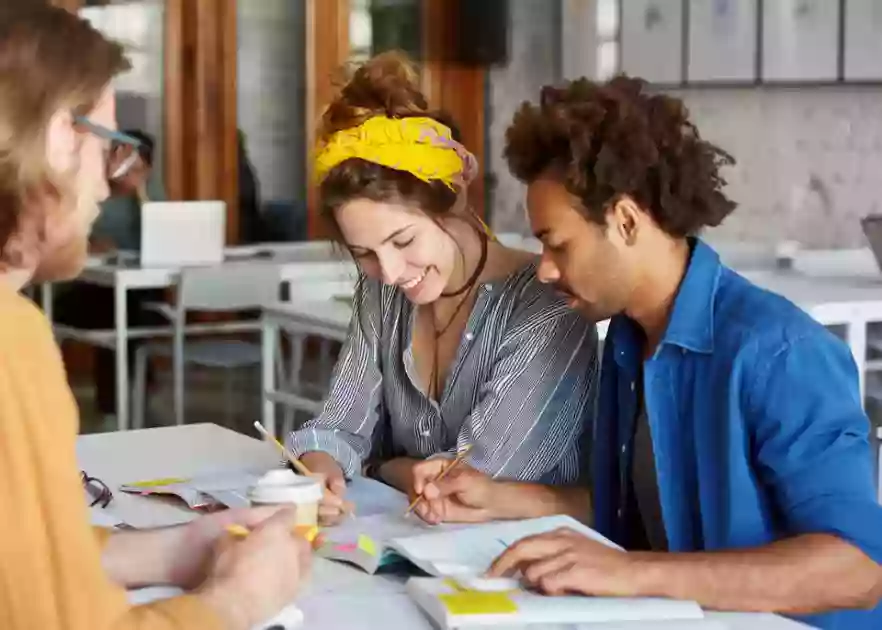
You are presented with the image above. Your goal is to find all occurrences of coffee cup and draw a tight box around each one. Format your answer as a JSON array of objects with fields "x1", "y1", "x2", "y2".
[{"x1": 247, "y1": 469, "x2": 322, "y2": 527}]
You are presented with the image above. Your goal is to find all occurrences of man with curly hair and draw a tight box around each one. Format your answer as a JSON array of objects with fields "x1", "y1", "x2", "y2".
[{"x1": 411, "y1": 76, "x2": 882, "y2": 629}]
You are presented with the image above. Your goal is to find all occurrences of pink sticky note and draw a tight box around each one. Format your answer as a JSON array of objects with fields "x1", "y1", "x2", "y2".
[{"x1": 335, "y1": 543, "x2": 357, "y2": 553}]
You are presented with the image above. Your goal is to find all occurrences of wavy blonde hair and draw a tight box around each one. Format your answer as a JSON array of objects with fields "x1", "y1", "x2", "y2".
[{"x1": 0, "y1": 6, "x2": 129, "y2": 271}]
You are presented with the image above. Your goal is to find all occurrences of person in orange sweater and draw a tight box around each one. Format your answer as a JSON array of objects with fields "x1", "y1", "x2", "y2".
[{"x1": 0, "y1": 6, "x2": 311, "y2": 630}]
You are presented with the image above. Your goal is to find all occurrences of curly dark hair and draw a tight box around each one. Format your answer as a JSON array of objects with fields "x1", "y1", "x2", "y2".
[{"x1": 504, "y1": 75, "x2": 736, "y2": 237}]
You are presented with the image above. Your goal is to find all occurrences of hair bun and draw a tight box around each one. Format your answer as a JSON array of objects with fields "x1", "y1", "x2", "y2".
[{"x1": 321, "y1": 51, "x2": 428, "y2": 140}]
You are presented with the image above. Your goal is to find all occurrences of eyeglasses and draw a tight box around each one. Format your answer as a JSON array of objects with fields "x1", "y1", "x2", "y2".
[
  {"x1": 73, "y1": 115, "x2": 143, "y2": 181},
  {"x1": 82, "y1": 471, "x2": 113, "y2": 508}
]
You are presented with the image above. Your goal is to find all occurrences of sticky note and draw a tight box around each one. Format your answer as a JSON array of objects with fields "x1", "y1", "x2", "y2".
[
  {"x1": 294, "y1": 525, "x2": 319, "y2": 543},
  {"x1": 357, "y1": 534, "x2": 377, "y2": 556},
  {"x1": 126, "y1": 477, "x2": 189, "y2": 488},
  {"x1": 439, "y1": 592, "x2": 518, "y2": 616}
]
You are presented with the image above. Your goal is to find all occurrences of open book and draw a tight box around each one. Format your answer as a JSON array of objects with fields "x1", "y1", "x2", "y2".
[
  {"x1": 119, "y1": 469, "x2": 265, "y2": 510},
  {"x1": 317, "y1": 513, "x2": 620, "y2": 576}
]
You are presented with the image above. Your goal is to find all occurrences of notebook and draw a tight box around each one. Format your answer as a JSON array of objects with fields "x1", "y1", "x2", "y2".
[
  {"x1": 318, "y1": 513, "x2": 620, "y2": 576},
  {"x1": 405, "y1": 577, "x2": 707, "y2": 629},
  {"x1": 120, "y1": 469, "x2": 265, "y2": 511}
]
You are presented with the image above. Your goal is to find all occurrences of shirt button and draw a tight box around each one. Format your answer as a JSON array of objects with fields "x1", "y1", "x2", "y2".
[
  {"x1": 483, "y1": 284, "x2": 493, "y2": 292},
  {"x1": 617, "y1": 508, "x2": 622, "y2": 519},
  {"x1": 621, "y1": 444, "x2": 627, "y2": 454},
  {"x1": 681, "y1": 348, "x2": 687, "y2": 355},
  {"x1": 464, "y1": 332, "x2": 474, "y2": 341},
  {"x1": 630, "y1": 381, "x2": 635, "y2": 392},
  {"x1": 421, "y1": 430, "x2": 431, "y2": 437}
]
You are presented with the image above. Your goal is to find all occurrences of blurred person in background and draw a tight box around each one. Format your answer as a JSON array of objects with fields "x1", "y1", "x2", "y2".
[
  {"x1": 91, "y1": 127, "x2": 165, "y2": 252},
  {"x1": 237, "y1": 129, "x2": 263, "y2": 244}
]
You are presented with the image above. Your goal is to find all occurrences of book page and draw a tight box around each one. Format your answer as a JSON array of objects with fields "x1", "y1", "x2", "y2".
[
  {"x1": 323, "y1": 513, "x2": 459, "y2": 548},
  {"x1": 391, "y1": 515, "x2": 620, "y2": 577}
]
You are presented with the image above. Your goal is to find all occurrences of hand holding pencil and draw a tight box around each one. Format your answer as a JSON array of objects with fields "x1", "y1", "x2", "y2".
[
  {"x1": 409, "y1": 446, "x2": 498, "y2": 525},
  {"x1": 252, "y1": 422, "x2": 354, "y2": 525}
]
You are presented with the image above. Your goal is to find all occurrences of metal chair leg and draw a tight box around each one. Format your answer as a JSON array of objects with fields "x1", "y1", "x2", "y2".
[{"x1": 132, "y1": 348, "x2": 149, "y2": 430}]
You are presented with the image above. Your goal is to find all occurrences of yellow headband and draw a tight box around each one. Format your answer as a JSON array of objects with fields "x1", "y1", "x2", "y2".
[{"x1": 314, "y1": 116, "x2": 477, "y2": 190}]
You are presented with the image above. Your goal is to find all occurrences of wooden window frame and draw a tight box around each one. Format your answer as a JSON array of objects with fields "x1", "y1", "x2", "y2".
[{"x1": 58, "y1": 0, "x2": 489, "y2": 243}]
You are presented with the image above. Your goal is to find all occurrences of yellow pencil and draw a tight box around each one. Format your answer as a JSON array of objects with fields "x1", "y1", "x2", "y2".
[
  {"x1": 253, "y1": 421, "x2": 312, "y2": 476},
  {"x1": 405, "y1": 445, "x2": 473, "y2": 516},
  {"x1": 252, "y1": 421, "x2": 354, "y2": 517},
  {"x1": 226, "y1": 523, "x2": 321, "y2": 544}
]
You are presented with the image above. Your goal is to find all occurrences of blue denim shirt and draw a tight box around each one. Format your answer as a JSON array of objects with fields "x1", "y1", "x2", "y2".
[{"x1": 592, "y1": 239, "x2": 882, "y2": 630}]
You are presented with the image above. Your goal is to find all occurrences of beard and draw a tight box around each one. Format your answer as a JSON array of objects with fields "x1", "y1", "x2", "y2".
[
  {"x1": 31, "y1": 183, "x2": 99, "y2": 283},
  {"x1": 30, "y1": 229, "x2": 89, "y2": 283}
]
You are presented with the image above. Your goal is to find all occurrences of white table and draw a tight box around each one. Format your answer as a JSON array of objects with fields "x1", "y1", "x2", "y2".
[
  {"x1": 78, "y1": 423, "x2": 812, "y2": 629},
  {"x1": 48, "y1": 244, "x2": 355, "y2": 432}
]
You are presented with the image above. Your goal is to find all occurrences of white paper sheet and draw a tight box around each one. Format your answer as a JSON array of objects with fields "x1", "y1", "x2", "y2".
[
  {"x1": 89, "y1": 506, "x2": 126, "y2": 529},
  {"x1": 391, "y1": 515, "x2": 621, "y2": 577}
]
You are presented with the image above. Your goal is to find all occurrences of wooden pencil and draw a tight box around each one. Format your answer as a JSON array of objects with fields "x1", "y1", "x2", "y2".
[{"x1": 405, "y1": 445, "x2": 473, "y2": 516}]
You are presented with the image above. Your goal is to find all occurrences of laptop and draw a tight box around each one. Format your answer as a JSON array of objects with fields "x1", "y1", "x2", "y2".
[{"x1": 139, "y1": 201, "x2": 226, "y2": 267}]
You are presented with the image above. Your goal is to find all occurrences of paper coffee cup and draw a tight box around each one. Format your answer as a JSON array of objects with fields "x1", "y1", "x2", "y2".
[{"x1": 247, "y1": 469, "x2": 322, "y2": 527}]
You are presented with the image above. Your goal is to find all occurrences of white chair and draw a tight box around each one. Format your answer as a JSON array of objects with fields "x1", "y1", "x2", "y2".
[{"x1": 132, "y1": 264, "x2": 284, "y2": 429}]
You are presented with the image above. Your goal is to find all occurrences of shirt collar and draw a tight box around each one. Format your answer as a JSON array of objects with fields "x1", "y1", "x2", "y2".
[
  {"x1": 658, "y1": 237, "x2": 721, "y2": 354},
  {"x1": 611, "y1": 237, "x2": 721, "y2": 365}
]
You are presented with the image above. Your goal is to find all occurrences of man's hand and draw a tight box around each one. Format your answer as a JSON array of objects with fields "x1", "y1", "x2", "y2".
[
  {"x1": 199, "y1": 507, "x2": 312, "y2": 630},
  {"x1": 300, "y1": 451, "x2": 352, "y2": 526},
  {"x1": 411, "y1": 459, "x2": 498, "y2": 524},
  {"x1": 488, "y1": 528, "x2": 637, "y2": 597},
  {"x1": 102, "y1": 505, "x2": 299, "y2": 590}
]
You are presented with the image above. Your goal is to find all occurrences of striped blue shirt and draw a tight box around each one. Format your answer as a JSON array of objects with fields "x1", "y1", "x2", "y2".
[{"x1": 289, "y1": 262, "x2": 598, "y2": 484}]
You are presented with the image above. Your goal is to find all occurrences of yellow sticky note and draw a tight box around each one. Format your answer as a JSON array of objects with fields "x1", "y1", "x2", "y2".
[
  {"x1": 126, "y1": 477, "x2": 189, "y2": 488},
  {"x1": 440, "y1": 592, "x2": 518, "y2": 616},
  {"x1": 357, "y1": 534, "x2": 377, "y2": 556},
  {"x1": 295, "y1": 525, "x2": 319, "y2": 543}
]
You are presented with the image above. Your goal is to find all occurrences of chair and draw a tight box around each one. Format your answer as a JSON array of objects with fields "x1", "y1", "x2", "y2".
[{"x1": 132, "y1": 264, "x2": 283, "y2": 429}]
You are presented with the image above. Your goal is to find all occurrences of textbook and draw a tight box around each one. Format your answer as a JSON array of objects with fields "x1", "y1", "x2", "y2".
[
  {"x1": 405, "y1": 576, "x2": 708, "y2": 629},
  {"x1": 318, "y1": 513, "x2": 620, "y2": 576}
]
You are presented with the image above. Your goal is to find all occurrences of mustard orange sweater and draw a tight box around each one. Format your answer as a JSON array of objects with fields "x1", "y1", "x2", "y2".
[{"x1": 0, "y1": 285, "x2": 223, "y2": 630}]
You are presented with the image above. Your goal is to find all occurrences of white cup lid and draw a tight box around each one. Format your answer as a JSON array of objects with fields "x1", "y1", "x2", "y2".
[{"x1": 248, "y1": 469, "x2": 323, "y2": 504}]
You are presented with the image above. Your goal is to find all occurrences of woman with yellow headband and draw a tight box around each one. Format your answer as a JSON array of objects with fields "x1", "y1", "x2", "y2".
[{"x1": 289, "y1": 52, "x2": 599, "y2": 525}]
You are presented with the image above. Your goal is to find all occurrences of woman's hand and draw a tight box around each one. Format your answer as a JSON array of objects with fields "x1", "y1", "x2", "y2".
[{"x1": 300, "y1": 451, "x2": 352, "y2": 526}]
